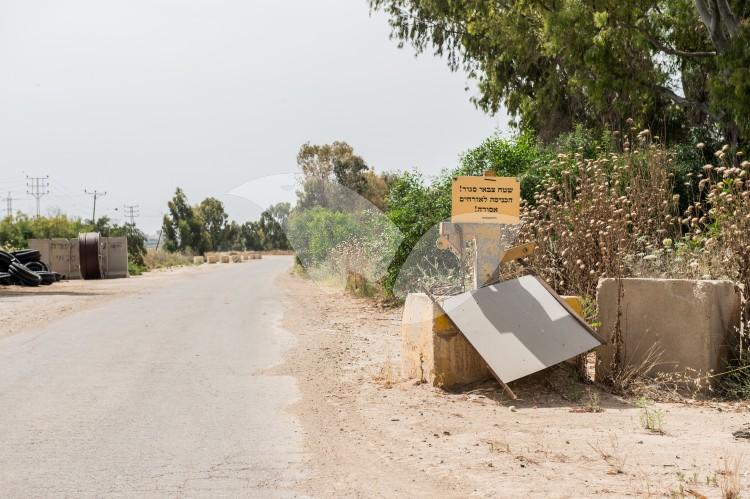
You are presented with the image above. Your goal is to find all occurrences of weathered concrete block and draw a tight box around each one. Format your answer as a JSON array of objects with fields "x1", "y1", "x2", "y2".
[
  {"x1": 401, "y1": 293, "x2": 491, "y2": 388},
  {"x1": 596, "y1": 278, "x2": 742, "y2": 381}
]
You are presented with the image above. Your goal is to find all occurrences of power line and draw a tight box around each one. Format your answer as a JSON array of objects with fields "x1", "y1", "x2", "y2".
[
  {"x1": 26, "y1": 175, "x2": 50, "y2": 218},
  {"x1": 1, "y1": 191, "x2": 22, "y2": 221},
  {"x1": 123, "y1": 204, "x2": 140, "y2": 225},
  {"x1": 84, "y1": 189, "x2": 107, "y2": 223}
]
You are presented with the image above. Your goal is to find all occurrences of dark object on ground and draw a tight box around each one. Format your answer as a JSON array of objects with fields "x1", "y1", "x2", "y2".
[
  {"x1": 0, "y1": 250, "x2": 18, "y2": 272},
  {"x1": 0, "y1": 248, "x2": 65, "y2": 287},
  {"x1": 36, "y1": 271, "x2": 57, "y2": 286},
  {"x1": 8, "y1": 261, "x2": 42, "y2": 287},
  {"x1": 25, "y1": 261, "x2": 49, "y2": 273},
  {"x1": 12, "y1": 249, "x2": 42, "y2": 264},
  {"x1": 734, "y1": 424, "x2": 750, "y2": 440},
  {"x1": 79, "y1": 233, "x2": 102, "y2": 280}
]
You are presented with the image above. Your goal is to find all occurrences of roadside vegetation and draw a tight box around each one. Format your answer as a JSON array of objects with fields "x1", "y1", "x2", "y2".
[
  {"x1": 287, "y1": 124, "x2": 750, "y2": 399},
  {"x1": 355, "y1": 1, "x2": 750, "y2": 401}
]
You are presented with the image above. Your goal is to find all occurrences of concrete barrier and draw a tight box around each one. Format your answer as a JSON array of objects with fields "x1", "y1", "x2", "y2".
[
  {"x1": 596, "y1": 278, "x2": 742, "y2": 382},
  {"x1": 29, "y1": 237, "x2": 125, "y2": 279},
  {"x1": 402, "y1": 293, "x2": 492, "y2": 388},
  {"x1": 193, "y1": 256, "x2": 204, "y2": 264},
  {"x1": 401, "y1": 293, "x2": 590, "y2": 389}
]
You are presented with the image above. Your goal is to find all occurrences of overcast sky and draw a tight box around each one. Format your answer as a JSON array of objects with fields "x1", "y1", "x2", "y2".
[{"x1": 0, "y1": 0, "x2": 508, "y2": 233}]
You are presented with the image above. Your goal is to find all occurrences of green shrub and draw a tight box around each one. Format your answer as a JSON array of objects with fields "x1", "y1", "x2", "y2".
[
  {"x1": 287, "y1": 206, "x2": 400, "y2": 284},
  {"x1": 382, "y1": 134, "x2": 547, "y2": 294},
  {"x1": 287, "y1": 207, "x2": 361, "y2": 266}
]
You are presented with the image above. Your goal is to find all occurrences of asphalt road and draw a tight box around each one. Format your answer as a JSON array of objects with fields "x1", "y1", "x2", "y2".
[{"x1": 0, "y1": 256, "x2": 305, "y2": 498}]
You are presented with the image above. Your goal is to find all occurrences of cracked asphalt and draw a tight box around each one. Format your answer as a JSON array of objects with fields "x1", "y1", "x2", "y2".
[{"x1": 0, "y1": 256, "x2": 304, "y2": 498}]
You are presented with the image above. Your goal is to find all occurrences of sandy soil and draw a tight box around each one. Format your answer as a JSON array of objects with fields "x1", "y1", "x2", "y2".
[
  {"x1": 278, "y1": 272, "x2": 750, "y2": 499},
  {"x1": 3, "y1": 265, "x2": 748, "y2": 497},
  {"x1": 0, "y1": 264, "x2": 221, "y2": 338}
]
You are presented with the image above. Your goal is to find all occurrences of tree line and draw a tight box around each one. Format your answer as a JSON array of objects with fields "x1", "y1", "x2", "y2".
[{"x1": 160, "y1": 188, "x2": 290, "y2": 255}]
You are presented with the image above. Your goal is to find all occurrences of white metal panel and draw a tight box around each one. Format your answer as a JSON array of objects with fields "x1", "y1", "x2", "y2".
[{"x1": 441, "y1": 275, "x2": 602, "y2": 383}]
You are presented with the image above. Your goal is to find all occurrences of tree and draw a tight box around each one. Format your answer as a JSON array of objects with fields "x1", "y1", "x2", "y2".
[
  {"x1": 161, "y1": 188, "x2": 207, "y2": 254},
  {"x1": 197, "y1": 197, "x2": 229, "y2": 250},
  {"x1": 240, "y1": 221, "x2": 264, "y2": 250},
  {"x1": 258, "y1": 202, "x2": 291, "y2": 250},
  {"x1": 361, "y1": 170, "x2": 398, "y2": 211},
  {"x1": 296, "y1": 141, "x2": 370, "y2": 201},
  {"x1": 369, "y1": 0, "x2": 750, "y2": 146}
]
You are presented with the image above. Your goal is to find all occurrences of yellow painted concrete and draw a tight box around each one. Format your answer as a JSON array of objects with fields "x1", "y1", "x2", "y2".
[
  {"x1": 562, "y1": 296, "x2": 584, "y2": 317},
  {"x1": 401, "y1": 293, "x2": 491, "y2": 388}
]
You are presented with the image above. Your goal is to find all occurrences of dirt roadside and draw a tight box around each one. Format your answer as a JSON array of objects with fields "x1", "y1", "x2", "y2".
[
  {"x1": 3, "y1": 264, "x2": 748, "y2": 497},
  {"x1": 278, "y1": 271, "x2": 749, "y2": 499},
  {"x1": 0, "y1": 264, "x2": 220, "y2": 338}
]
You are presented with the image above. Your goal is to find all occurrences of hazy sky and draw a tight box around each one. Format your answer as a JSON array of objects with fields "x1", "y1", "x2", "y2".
[{"x1": 0, "y1": 0, "x2": 508, "y2": 233}]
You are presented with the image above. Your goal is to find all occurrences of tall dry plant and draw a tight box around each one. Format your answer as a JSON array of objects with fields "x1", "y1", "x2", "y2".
[
  {"x1": 684, "y1": 147, "x2": 750, "y2": 294},
  {"x1": 520, "y1": 131, "x2": 679, "y2": 299}
]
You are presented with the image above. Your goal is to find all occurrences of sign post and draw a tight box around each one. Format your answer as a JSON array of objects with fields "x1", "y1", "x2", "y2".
[
  {"x1": 450, "y1": 175, "x2": 520, "y2": 224},
  {"x1": 437, "y1": 174, "x2": 526, "y2": 289}
]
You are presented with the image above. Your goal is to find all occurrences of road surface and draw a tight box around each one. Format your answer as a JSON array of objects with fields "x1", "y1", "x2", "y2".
[{"x1": 0, "y1": 256, "x2": 304, "y2": 498}]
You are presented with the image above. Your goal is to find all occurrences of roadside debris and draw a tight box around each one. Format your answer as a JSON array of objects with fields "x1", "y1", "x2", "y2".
[
  {"x1": 733, "y1": 424, "x2": 750, "y2": 440},
  {"x1": 0, "y1": 249, "x2": 65, "y2": 287}
]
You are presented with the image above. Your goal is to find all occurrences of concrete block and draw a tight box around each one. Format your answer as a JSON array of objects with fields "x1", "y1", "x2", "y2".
[
  {"x1": 401, "y1": 293, "x2": 491, "y2": 388},
  {"x1": 103, "y1": 236, "x2": 128, "y2": 278},
  {"x1": 220, "y1": 255, "x2": 230, "y2": 264},
  {"x1": 193, "y1": 256, "x2": 204, "y2": 264},
  {"x1": 596, "y1": 278, "x2": 742, "y2": 381}
]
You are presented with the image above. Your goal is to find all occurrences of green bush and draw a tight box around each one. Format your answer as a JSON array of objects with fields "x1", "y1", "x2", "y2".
[
  {"x1": 0, "y1": 214, "x2": 88, "y2": 248},
  {"x1": 287, "y1": 206, "x2": 401, "y2": 285},
  {"x1": 383, "y1": 133, "x2": 547, "y2": 293},
  {"x1": 287, "y1": 207, "x2": 361, "y2": 266}
]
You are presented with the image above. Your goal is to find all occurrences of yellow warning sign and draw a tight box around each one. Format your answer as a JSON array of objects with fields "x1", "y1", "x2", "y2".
[{"x1": 451, "y1": 176, "x2": 520, "y2": 224}]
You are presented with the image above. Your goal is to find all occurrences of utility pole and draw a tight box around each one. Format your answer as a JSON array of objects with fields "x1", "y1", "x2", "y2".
[
  {"x1": 26, "y1": 176, "x2": 49, "y2": 218},
  {"x1": 2, "y1": 192, "x2": 21, "y2": 221},
  {"x1": 85, "y1": 189, "x2": 107, "y2": 224},
  {"x1": 123, "y1": 204, "x2": 140, "y2": 225}
]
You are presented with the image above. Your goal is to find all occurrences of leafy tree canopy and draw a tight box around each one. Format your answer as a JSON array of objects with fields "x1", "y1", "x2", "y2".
[{"x1": 369, "y1": 0, "x2": 750, "y2": 145}]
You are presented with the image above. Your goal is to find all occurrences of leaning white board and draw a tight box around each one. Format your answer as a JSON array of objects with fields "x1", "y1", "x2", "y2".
[{"x1": 441, "y1": 275, "x2": 603, "y2": 383}]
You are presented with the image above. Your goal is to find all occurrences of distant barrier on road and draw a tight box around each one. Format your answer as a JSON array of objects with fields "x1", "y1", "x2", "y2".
[{"x1": 201, "y1": 252, "x2": 264, "y2": 265}]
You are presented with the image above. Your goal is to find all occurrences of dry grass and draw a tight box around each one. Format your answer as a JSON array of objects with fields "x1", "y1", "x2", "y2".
[
  {"x1": 486, "y1": 439, "x2": 511, "y2": 454},
  {"x1": 520, "y1": 130, "x2": 750, "y2": 396},
  {"x1": 718, "y1": 456, "x2": 743, "y2": 499},
  {"x1": 143, "y1": 249, "x2": 195, "y2": 269},
  {"x1": 520, "y1": 131, "x2": 678, "y2": 299},
  {"x1": 374, "y1": 356, "x2": 398, "y2": 389},
  {"x1": 587, "y1": 434, "x2": 627, "y2": 475}
]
